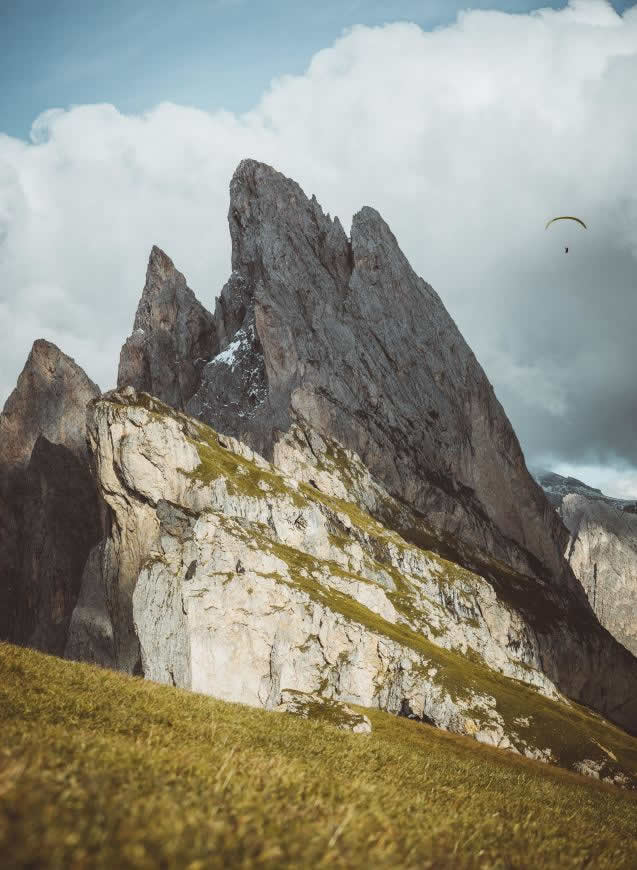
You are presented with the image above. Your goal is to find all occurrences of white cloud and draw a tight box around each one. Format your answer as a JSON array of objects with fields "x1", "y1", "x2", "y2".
[{"x1": 1, "y1": 0, "x2": 637, "y2": 478}]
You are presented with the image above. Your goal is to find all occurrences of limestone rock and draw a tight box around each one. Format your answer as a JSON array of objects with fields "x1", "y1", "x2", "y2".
[
  {"x1": 64, "y1": 541, "x2": 116, "y2": 667},
  {"x1": 185, "y1": 161, "x2": 637, "y2": 738},
  {"x1": 535, "y1": 469, "x2": 634, "y2": 511},
  {"x1": 535, "y1": 471, "x2": 637, "y2": 658},
  {"x1": 275, "y1": 690, "x2": 372, "y2": 734},
  {"x1": 10, "y1": 436, "x2": 103, "y2": 654},
  {"x1": 560, "y1": 494, "x2": 637, "y2": 656},
  {"x1": 118, "y1": 246, "x2": 217, "y2": 410},
  {"x1": 77, "y1": 390, "x2": 637, "y2": 784}
]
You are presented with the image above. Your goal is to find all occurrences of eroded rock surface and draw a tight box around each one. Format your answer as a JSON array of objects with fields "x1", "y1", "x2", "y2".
[
  {"x1": 118, "y1": 246, "x2": 217, "y2": 410},
  {"x1": 0, "y1": 341, "x2": 102, "y2": 650},
  {"x1": 74, "y1": 389, "x2": 637, "y2": 785},
  {"x1": 275, "y1": 691, "x2": 372, "y2": 734},
  {"x1": 188, "y1": 160, "x2": 570, "y2": 597},
  {"x1": 117, "y1": 164, "x2": 634, "y2": 734},
  {"x1": 13, "y1": 437, "x2": 103, "y2": 654},
  {"x1": 535, "y1": 471, "x2": 637, "y2": 658},
  {"x1": 0, "y1": 339, "x2": 99, "y2": 470},
  {"x1": 64, "y1": 541, "x2": 116, "y2": 667},
  {"x1": 560, "y1": 494, "x2": 637, "y2": 657},
  {"x1": 184, "y1": 160, "x2": 637, "y2": 738}
]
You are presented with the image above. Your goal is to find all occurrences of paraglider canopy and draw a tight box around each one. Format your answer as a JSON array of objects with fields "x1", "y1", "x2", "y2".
[{"x1": 545, "y1": 216, "x2": 587, "y2": 230}]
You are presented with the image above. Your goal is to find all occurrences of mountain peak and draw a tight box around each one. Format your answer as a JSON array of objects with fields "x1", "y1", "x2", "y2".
[
  {"x1": 118, "y1": 248, "x2": 217, "y2": 410},
  {"x1": 187, "y1": 161, "x2": 571, "y2": 591},
  {"x1": 0, "y1": 340, "x2": 100, "y2": 470},
  {"x1": 146, "y1": 245, "x2": 176, "y2": 281}
]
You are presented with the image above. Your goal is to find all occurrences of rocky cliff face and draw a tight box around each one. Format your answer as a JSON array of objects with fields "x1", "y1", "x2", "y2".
[
  {"x1": 186, "y1": 160, "x2": 570, "y2": 601},
  {"x1": 67, "y1": 388, "x2": 636, "y2": 785},
  {"x1": 118, "y1": 246, "x2": 217, "y2": 410},
  {"x1": 535, "y1": 469, "x2": 635, "y2": 512},
  {"x1": 113, "y1": 159, "x2": 637, "y2": 736},
  {"x1": 560, "y1": 494, "x2": 637, "y2": 657},
  {"x1": 0, "y1": 341, "x2": 103, "y2": 652},
  {"x1": 535, "y1": 471, "x2": 637, "y2": 658}
]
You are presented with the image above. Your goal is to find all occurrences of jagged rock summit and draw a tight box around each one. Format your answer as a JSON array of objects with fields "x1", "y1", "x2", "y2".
[
  {"x1": 535, "y1": 469, "x2": 636, "y2": 512},
  {"x1": 0, "y1": 339, "x2": 100, "y2": 469},
  {"x1": 118, "y1": 245, "x2": 217, "y2": 411},
  {"x1": 113, "y1": 159, "x2": 637, "y2": 735},
  {"x1": 187, "y1": 160, "x2": 570, "y2": 594},
  {"x1": 4, "y1": 161, "x2": 637, "y2": 778},
  {"x1": 0, "y1": 340, "x2": 103, "y2": 652}
]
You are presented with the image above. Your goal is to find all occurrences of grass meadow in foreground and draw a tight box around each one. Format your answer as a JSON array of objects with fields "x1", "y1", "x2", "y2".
[{"x1": 1, "y1": 642, "x2": 636, "y2": 869}]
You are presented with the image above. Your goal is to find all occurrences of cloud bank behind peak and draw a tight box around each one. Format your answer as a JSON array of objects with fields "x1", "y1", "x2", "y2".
[{"x1": 1, "y1": 0, "x2": 637, "y2": 486}]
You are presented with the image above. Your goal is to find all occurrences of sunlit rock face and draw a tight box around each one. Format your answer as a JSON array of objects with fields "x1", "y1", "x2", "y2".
[
  {"x1": 535, "y1": 470, "x2": 637, "y2": 658},
  {"x1": 5, "y1": 161, "x2": 637, "y2": 787},
  {"x1": 0, "y1": 339, "x2": 99, "y2": 470},
  {"x1": 0, "y1": 341, "x2": 102, "y2": 652},
  {"x1": 68, "y1": 389, "x2": 637, "y2": 785},
  {"x1": 560, "y1": 494, "x2": 637, "y2": 657}
]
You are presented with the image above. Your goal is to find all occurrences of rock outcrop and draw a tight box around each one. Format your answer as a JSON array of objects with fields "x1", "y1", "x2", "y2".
[
  {"x1": 70, "y1": 388, "x2": 637, "y2": 785},
  {"x1": 535, "y1": 471, "x2": 637, "y2": 657},
  {"x1": 117, "y1": 246, "x2": 217, "y2": 410},
  {"x1": 560, "y1": 494, "x2": 637, "y2": 657},
  {"x1": 187, "y1": 160, "x2": 569, "y2": 600},
  {"x1": 5, "y1": 161, "x2": 637, "y2": 780},
  {"x1": 0, "y1": 341, "x2": 103, "y2": 652},
  {"x1": 535, "y1": 469, "x2": 634, "y2": 511},
  {"x1": 0, "y1": 339, "x2": 99, "y2": 469},
  {"x1": 114, "y1": 159, "x2": 637, "y2": 736}
]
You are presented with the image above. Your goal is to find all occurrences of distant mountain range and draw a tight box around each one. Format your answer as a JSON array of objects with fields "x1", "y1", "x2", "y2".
[{"x1": 533, "y1": 469, "x2": 637, "y2": 512}]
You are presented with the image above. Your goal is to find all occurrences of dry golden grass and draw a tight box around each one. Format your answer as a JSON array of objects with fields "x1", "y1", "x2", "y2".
[{"x1": 1, "y1": 641, "x2": 636, "y2": 869}]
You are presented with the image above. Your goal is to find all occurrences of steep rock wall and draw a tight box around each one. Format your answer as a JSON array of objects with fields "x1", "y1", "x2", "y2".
[{"x1": 68, "y1": 389, "x2": 637, "y2": 784}]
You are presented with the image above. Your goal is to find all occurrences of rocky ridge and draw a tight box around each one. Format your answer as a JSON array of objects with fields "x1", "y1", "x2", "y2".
[
  {"x1": 535, "y1": 470, "x2": 636, "y2": 512},
  {"x1": 115, "y1": 159, "x2": 637, "y2": 735},
  {"x1": 64, "y1": 387, "x2": 637, "y2": 785},
  {"x1": 187, "y1": 161, "x2": 572, "y2": 605}
]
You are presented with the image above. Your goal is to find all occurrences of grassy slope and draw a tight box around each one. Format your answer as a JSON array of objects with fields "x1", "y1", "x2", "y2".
[{"x1": 1, "y1": 643, "x2": 636, "y2": 869}]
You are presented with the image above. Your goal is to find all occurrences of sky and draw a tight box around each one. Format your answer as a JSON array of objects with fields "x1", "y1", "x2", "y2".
[{"x1": 1, "y1": 0, "x2": 637, "y2": 496}]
